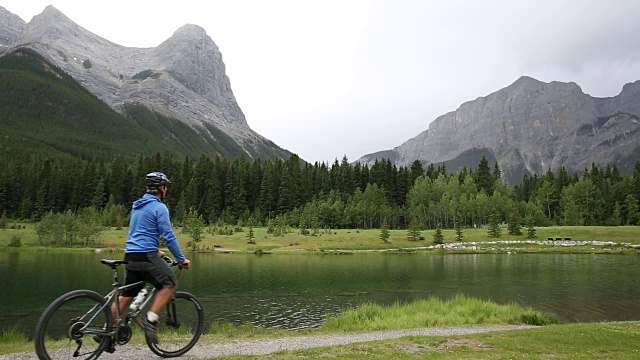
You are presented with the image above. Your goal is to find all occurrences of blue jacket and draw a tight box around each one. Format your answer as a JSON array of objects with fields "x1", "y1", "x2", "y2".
[{"x1": 125, "y1": 193, "x2": 186, "y2": 263}]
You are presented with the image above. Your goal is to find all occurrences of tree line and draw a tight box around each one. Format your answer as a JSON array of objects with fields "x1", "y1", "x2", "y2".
[{"x1": 1, "y1": 152, "x2": 639, "y2": 230}]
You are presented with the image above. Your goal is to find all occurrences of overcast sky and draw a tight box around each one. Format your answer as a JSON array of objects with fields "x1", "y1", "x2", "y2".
[{"x1": 3, "y1": 0, "x2": 640, "y2": 164}]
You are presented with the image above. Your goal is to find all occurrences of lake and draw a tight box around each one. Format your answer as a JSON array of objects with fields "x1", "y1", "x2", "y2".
[{"x1": 2, "y1": 251, "x2": 640, "y2": 336}]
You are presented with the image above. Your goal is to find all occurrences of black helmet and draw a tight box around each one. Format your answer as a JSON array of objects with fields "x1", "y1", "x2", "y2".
[{"x1": 146, "y1": 172, "x2": 170, "y2": 191}]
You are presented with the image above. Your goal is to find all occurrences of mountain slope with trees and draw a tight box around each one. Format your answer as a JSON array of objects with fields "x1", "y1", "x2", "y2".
[
  {"x1": 0, "y1": 5, "x2": 292, "y2": 162},
  {"x1": 0, "y1": 48, "x2": 246, "y2": 161}
]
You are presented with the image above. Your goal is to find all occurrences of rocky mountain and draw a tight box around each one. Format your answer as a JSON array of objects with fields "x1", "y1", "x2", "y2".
[
  {"x1": 0, "y1": 5, "x2": 290, "y2": 161},
  {"x1": 357, "y1": 76, "x2": 640, "y2": 184}
]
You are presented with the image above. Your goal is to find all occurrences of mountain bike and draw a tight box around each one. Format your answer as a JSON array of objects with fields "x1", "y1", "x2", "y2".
[{"x1": 34, "y1": 256, "x2": 204, "y2": 359}]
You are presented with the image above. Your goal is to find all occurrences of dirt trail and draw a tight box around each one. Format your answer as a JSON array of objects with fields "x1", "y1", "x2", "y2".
[{"x1": 1, "y1": 324, "x2": 536, "y2": 359}]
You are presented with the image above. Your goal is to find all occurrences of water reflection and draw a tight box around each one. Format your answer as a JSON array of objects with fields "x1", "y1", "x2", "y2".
[{"x1": 2, "y1": 251, "x2": 640, "y2": 335}]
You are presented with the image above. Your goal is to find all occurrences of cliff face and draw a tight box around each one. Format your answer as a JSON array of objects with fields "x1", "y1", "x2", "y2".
[
  {"x1": 0, "y1": 6, "x2": 25, "y2": 47},
  {"x1": 357, "y1": 76, "x2": 640, "y2": 183},
  {"x1": 0, "y1": 5, "x2": 290, "y2": 160}
]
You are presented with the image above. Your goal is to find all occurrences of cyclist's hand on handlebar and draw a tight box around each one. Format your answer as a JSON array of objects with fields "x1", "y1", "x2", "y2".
[{"x1": 180, "y1": 259, "x2": 191, "y2": 269}]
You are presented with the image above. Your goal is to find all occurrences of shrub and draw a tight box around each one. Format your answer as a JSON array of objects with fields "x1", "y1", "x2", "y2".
[
  {"x1": 35, "y1": 208, "x2": 104, "y2": 246},
  {"x1": 8, "y1": 235, "x2": 21, "y2": 247}
]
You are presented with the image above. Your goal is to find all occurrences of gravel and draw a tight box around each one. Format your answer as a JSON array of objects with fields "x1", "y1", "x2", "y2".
[{"x1": 1, "y1": 324, "x2": 536, "y2": 359}]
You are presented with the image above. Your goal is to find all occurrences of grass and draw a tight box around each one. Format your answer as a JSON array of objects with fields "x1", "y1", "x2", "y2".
[
  {"x1": 320, "y1": 295, "x2": 558, "y2": 332},
  {"x1": 212, "y1": 322, "x2": 640, "y2": 359},
  {"x1": 2, "y1": 224, "x2": 639, "y2": 254},
  {"x1": 0, "y1": 327, "x2": 30, "y2": 354}
]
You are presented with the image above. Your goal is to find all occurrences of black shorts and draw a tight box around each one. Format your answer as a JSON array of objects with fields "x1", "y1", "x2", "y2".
[{"x1": 122, "y1": 252, "x2": 178, "y2": 297}]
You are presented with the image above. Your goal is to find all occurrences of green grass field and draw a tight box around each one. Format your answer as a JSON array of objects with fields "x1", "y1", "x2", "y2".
[{"x1": 2, "y1": 224, "x2": 639, "y2": 254}]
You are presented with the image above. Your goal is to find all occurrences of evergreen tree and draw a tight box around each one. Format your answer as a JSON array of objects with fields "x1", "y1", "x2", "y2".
[
  {"x1": 507, "y1": 206, "x2": 522, "y2": 235},
  {"x1": 455, "y1": 212, "x2": 464, "y2": 242},
  {"x1": 493, "y1": 161, "x2": 501, "y2": 181},
  {"x1": 184, "y1": 207, "x2": 205, "y2": 251},
  {"x1": 311, "y1": 212, "x2": 320, "y2": 236},
  {"x1": 299, "y1": 214, "x2": 308, "y2": 235},
  {"x1": 475, "y1": 156, "x2": 494, "y2": 195},
  {"x1": 247, "y1": 217, "x2": 256, "y2": 244},
  {"x1": 0, "y1": 211, "x2": 7, "y2": 230},
  {"x1": 409, "y1": 160, "x2": 424, "y2": 184},
  {"x1": 488, "y1": 207, "x2": 501, "y2": 238},
  {"x1": 625, "y1": 194, "x2": 639, "y2": 225},
  {"x1": 433, "y1": 224, "x2": 444, "y2": 244},
  {"x1": 407, "y1": 217, "x2": 421, "y2": 241},
  {"x1": 380, "y1": 219, "x2": 390, "y2": 243},
  {"x1": 526, "y1": 215, "x2": 537, "y2": 239}
]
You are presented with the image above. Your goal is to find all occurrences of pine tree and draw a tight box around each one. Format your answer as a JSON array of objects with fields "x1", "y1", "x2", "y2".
[
  {"x1": 184, "y1": 208, "x2": 205, "y2": 251},
  {"x1": 433, "y1": 224, "x2": 444, "y2": 244},
  {"x1": 488, "y1": 208, "x2": 501, "y2": 238},
  {"x1": 526, "y1": 215, "x2": 537, "y2": 239},
  {"x1": 475, "y1": 156, "x2": 494, "y2": 195},
  {"x1": 493, "y1": 161, "x2": 501, "y2": 181},
  {"x1": 0, "y1": 211, "x2": 7, "y2": 230},
  {"x1": 380, "y1": 219, "x2": 390, "y2": 243},
  {"x1": 507, "y1": 206, "x2": 522, "y2": 235},
  {"x1": 407, "y1": 217, "x2": 421, "y2": 241},
  {"x1": 247, "y1": 217, "x2": 256, "y2": 244},
  {"x1": 625, "y1": 194, "x2": 639, "y2": 225},
  {"x1": 299, "y1": 214, "x2": 308, "y2": 235},
  {"x1": 311, "y1": 212, "x2": 320, "y2": 236},
  {"x1": 455, "y1": 212, "x2": 464, "y2": 242},
  {"x1": 410, "y1": 160, "x2": 424, "y2": 184}
]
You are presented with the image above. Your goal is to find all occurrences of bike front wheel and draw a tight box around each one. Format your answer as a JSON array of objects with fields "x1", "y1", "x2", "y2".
[
  {"x1": 147, "y1": 291, "x2": 204, "y2": 357},
  {"x1": 34, "y1": 289, "x2": 112, "y2": 360}
]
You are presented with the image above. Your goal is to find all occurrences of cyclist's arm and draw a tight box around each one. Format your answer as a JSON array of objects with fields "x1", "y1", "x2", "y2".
[{"x1": 156, "y1": 205, "x2": 186, "y2": 263}]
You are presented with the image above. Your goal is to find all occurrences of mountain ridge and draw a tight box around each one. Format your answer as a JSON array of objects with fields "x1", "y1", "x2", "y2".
[
  {"x1": 0, "y1": 5, "x2": 291, "y2": 161},
  {"x1": 357, "y1": 75, "x2": 640, "y2": 183}
]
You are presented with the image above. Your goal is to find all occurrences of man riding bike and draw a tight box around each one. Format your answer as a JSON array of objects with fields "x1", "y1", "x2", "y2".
[{"x1": 111, "y1": 172, "x2": 191, "y2": 345}]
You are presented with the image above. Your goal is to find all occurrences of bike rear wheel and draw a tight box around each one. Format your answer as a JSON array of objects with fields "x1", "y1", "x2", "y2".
[
  {"x1": 147, "y1": 291, "x2": 204, "y2": 357},
  {"x1": 34, "y1": 289, "x2": 112, "y2": 360}
]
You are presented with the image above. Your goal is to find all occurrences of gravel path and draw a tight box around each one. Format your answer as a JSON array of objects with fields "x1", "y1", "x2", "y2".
[{"x1": 1, "y1": 324, "x2": 536, "y2": 359}]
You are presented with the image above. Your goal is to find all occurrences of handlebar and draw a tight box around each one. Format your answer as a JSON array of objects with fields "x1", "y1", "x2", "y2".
[{"x1": 161, "y1": 255, "x2": 183, "y2": 268}]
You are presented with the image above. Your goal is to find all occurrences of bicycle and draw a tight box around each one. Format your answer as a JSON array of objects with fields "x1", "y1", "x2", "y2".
[{"x1": 34, "y1": 256, "x2": 204, "y2": 359}]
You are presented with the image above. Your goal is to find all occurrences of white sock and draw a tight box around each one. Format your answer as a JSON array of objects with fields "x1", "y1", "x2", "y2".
[{"x1": 147, "y1": 311, "x2": 159, "y2": 323}]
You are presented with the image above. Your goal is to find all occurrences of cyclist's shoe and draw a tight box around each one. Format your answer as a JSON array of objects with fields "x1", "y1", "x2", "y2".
[{"x1": 140, "y1": 317, "x2": 159, "y2": 344}]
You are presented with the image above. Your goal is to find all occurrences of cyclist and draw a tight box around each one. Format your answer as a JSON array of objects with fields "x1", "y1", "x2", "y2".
[{"x1": 112, "y1": 172, "x2": 191, "y2": 345}]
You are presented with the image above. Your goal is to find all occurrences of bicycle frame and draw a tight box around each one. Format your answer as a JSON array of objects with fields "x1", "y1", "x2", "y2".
[{"x1": 79, "y1": 263, "x2": 154, "y2": 339}]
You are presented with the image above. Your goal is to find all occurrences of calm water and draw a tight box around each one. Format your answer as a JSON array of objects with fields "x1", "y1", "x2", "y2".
[{"x1": 2, "y1": 251, "x2": 640, "y2": 335}]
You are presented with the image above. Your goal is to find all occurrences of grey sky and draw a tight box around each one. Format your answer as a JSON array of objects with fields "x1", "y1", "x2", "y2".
[{"x1": 3, "y1": 0, "x2": 640, "y2": 164}]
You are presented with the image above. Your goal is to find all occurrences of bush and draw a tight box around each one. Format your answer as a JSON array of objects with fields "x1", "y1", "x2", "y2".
[
  {"x1": 35, "y1": 208, "x2": 104, "y2": 246},
  {"x1": 8, "y1": 235, "x2": 21, "y2": 247}
]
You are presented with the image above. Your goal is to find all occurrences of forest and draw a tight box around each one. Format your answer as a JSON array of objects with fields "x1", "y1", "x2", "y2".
[{"x1": 1, "y1": 151, "x2": 639, "y2": 232}]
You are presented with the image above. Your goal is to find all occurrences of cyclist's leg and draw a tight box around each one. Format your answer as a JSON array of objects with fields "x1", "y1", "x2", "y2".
[
  {"x1": 111, "y1": 296, "x2": 134, "y2": 321},
  {"x1": 150, "y1": 285, "x2": 177, "y2": 315},
  {"x1": 140, "y1": 252, "x2": 179, "y2": 318},
  {"x1": 128, "y1": 252, "x2": 178, "y2": 344}
]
